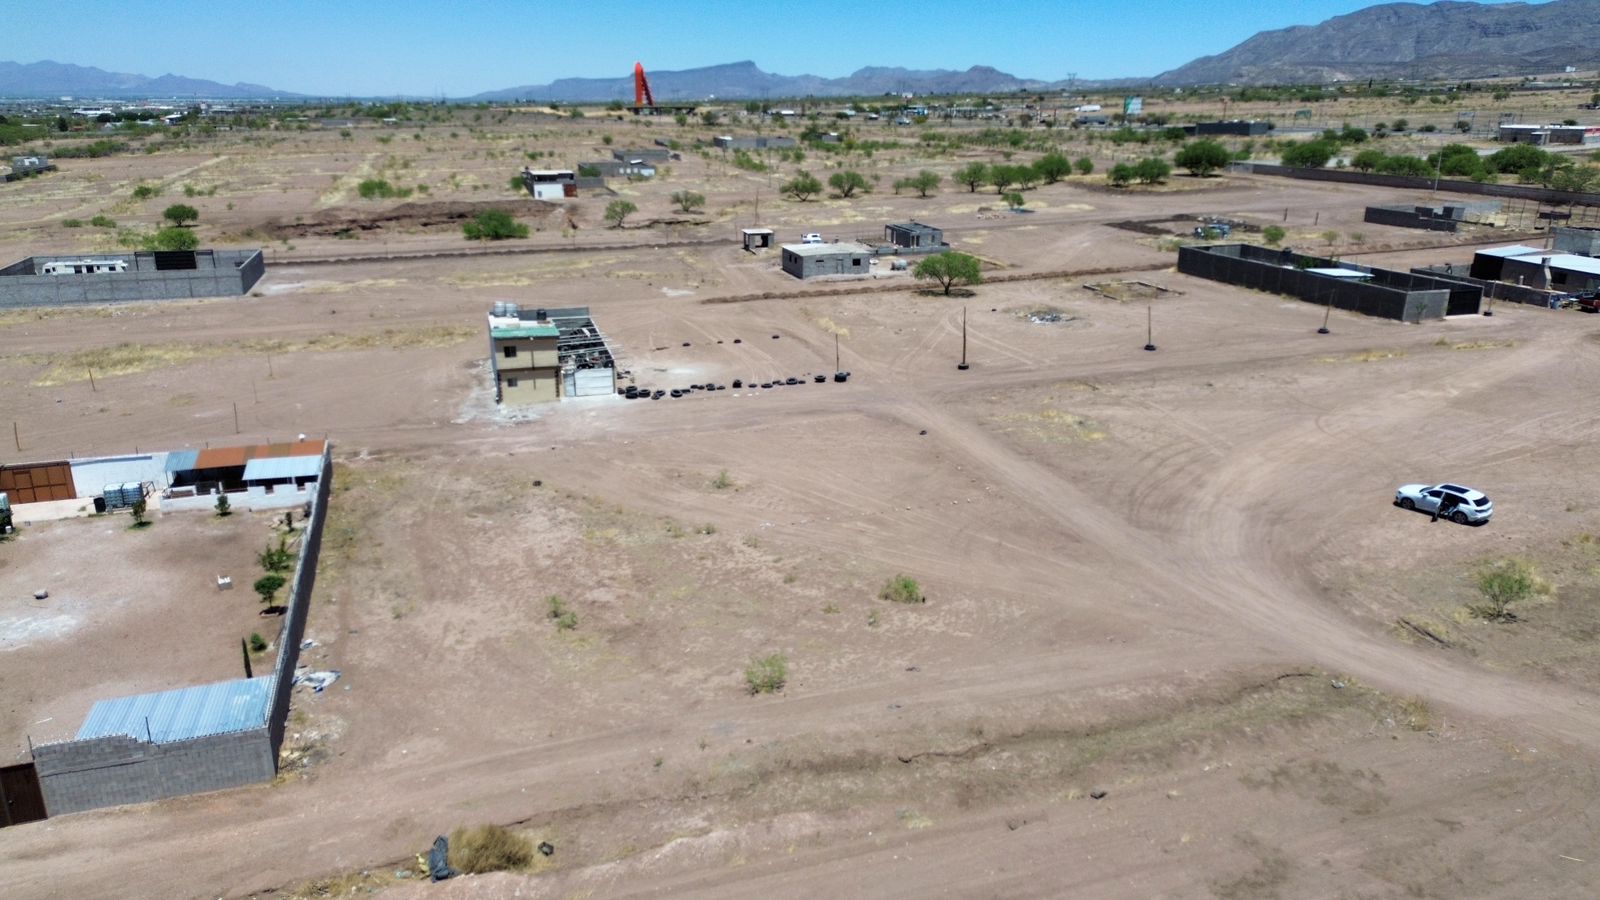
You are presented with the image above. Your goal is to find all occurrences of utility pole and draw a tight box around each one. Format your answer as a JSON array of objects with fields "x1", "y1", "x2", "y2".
[
  {"x1": 958, "y1": 306, "x2": 970, "y2": 370},
  {"x1": 1144, "y1": 305, "x2": 1157, "y2": 352}
]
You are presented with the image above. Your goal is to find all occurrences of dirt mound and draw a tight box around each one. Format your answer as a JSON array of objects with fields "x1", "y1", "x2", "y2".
[{"x1": 263, "y1": 199, "x2": 569, "y2": 238}]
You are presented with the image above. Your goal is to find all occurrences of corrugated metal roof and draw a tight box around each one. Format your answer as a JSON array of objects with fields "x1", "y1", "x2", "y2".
[
  {"x1": 76, "y1": 677, "x2": 273, "y2": 743},
  {"x1": 491, "y1": 325, "x2": 560, "y2": 339},
  {"x1": 180, "y1": 440, "x2": 326, "y2": 473},
  {"x1": 164, "y1": 449, "x2": 199, "y2": 473},
  {"x1": 1510, "y1": 253, "x2": 1600, "y2": 276},
  {"x1": 1476, "y1": 244, "x2": 1547, "y2": 258},
  {"x1": 243, "y1": 455, "x2": 323, "y2": 481},
  {"x1": 1307, "y1": 267, "x2": 1372, "y2": 278}
]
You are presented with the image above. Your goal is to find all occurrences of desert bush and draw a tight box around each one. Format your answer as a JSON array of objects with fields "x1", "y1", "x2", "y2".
[
  {"x1": 462, "y1": 209, "x2": 527, "y2": 240},
  {"x1": 131, "y1": 183, "x2": 160, "y2": 200},
  {"x1": 259, "y1": 536, "x2": 294, "y2": 572},
  {"x1": 449, "y1": 824, "x2": 535, "y2": 874},
  {"x1": 1472, "y1": 558, "x2": 1546, "y2": 621},
  {"x1": 711, "y1": 469, "x2": 734, "y2": 490},
  {"x1": 215, "y1": 494, "x2": 232, "y2": 517},
  {"x1": 745, "y1": 653, "x2": 788, "y2": 694},
  {"x1": 1262, "y1": 225, "x2": 1286, "y2": 245},
  {"x1": 356, "y1": 178, "x2": 411, "y2": 199},
  {"x1": 248, "y1": 632, "x2": 268, "y2": 653},
  {"x1": 147, "y1": 227, "x2": 198, "y2": 251},
  {"x1": 879, "y1": 574, "x2": 925, "y2": 604},
  {"x1": 90, "y1": 214, "x2": 116, "y2": 228}
]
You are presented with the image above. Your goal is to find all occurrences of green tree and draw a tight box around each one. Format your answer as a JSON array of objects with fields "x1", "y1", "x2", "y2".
[
  {"x1": 162, "y1": 203, "x2": 199, "y2": 227},
  {"x1": 700, "y1": 110, "x2": 719, "y2": 127},
  {"x1": 1351, "y1": 148, "x2": 1386, "y2": 172},
  {"x1": 904, "y1": 169, "x2": 940, "y2": 197},
  {"x1": 1473, "y1": 558, "x2": 1543, "y2": 621},
  {"x1": 1430, "y1": 144, "x2": 1484, "y2": 178},
  {"x1": 253, "y1": 574, "x2": 287, "y2": 605},
  {"x1": 954, "y1": 162, "x2": 989, "y2": 192},
  {"x1": 913, "y1": 251, "x2": 983, "y2": 295},
  {"x1": 1074, "y1": 156, "x2": 1094, "y2": 175},
  {"x1": 1010, "y1": 163, "x2": 1039, "y2": 190},
  {"x1": 1376, "y1": 155, "x2": 1433, "y2": 177},
  {"x1": 148, "y1": 227, "x2": 199, "y2": 251},
  {"x1": 781, "y1": 171, "x2": 823, "y2": 201},
  {"x1": 603, "y1": 199, "x2": 638, "y2": 227},
  {"x1": 1133, "y1": 157, "x2": 1171, "y2": 184},
  {"x1": 1034, "y1": 152, "x2": 1073, "y2": 183},
  {"x1": 828, "y1": 170, "x2": 870, "y2": 198},
  {"x1": 988, "y1": 164, "x2": 1017, "y2": 194},
  {"x1": 1108, "y1": 162, "x2": 1135, "y2": 186},
  {"x1": 130, "y1": 496, "x2": 148, "y2": 526},
  {"x1": 1173, "y1": 140, "x2": 1230, "y2": 176},
  {"x1": 214, "y1": 493, "x2": 231, "y2": 517},
  {"x1": 462, "y1": 209, "x2": 528, "y2": 240},
  {"x1": 670, "y1": 190, "x2": 706, "y2": 213},
  {"x1": 1263, "y1": 224, "x2": 1286, "y2": 246},
  {"x1": 1004, "y1": 191, "x2": 1026, "y2": 211},
  {"x1": 1281, "y1": 140, "x2": 1337, "y2": 168}
]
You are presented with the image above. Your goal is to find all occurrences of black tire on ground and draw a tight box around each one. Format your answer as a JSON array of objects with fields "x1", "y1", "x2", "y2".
[
  {"x1": 1452, "y1": 511, "x2": 1469, "y2": 524},
  {"x1": 1399, "y1": 498, "x2": 1414, "y2": 510}
]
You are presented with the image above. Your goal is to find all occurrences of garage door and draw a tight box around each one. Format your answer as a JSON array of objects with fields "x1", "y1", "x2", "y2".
[{"x1": 0, "y1": 461, "x2": 76, "y2": 503}]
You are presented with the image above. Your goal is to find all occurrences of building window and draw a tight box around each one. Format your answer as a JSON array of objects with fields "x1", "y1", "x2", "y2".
[
  {"x1": 506, "y1": 377, "x2": 519, "y2": 387},
  {"x1": 852, "y1": 258, "x2": 862, "y2": 266},
  {"x1": 503, "y1": 345, "x2": 518, "y2": 358}
]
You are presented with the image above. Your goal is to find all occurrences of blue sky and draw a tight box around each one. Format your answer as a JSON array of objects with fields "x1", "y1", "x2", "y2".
[{"x1": 6, "y1": 0, "x2": 1559, "y2": 96}]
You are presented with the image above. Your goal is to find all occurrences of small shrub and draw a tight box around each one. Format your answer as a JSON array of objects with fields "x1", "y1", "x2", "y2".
[
  {"x1": 147, "y1": 227, "x2": 198, "y2": 251},
  {"x1": 546, "y1": 594, "x2": 567, "y2": 619},
  {"x1": 879, "y1": 574, "x2": 925, "y2": 604},
  {"x1": 745, "y1": 653, "x2": 788, "y2": 694},
  {"x1": 356, "y1": 178, "x2": 411, "y2": 200},
  {"x1": 131, "y1": 183, "x2": 160, "y2": 200},
  {"x1": 711, "y1": 469, "x2": 734, "y2": 490},
  {"x1": 1262, "y1": 224, "x2": 1286, "y2": 245},
  {"x1": 61, "y1": 218, "x2": 83, "y2": 228},
  {"x1": 253, "y1": 574, "x2": 286, "y2": 604},
  {"x1": 555, "y1": 611, "x2": 578, "y2": 631},
  {"x1": 162, "y1": 203, "x2": 198, "y2": 227},
  {"x1": 462, "y1": 209, "x2": 528, "y2": 240},
  {"x1": 259, "y1": 536, "x2": 294, "y2": 572},
  {"x1": 248, "y1": 632, "x2": 268, "y2": 653},
  {"x1": 1471, "y1": 558, "x2": 1545, "y2": 621},
  {"x1": 449, "y1": 824, "x2": 535, "y2": 874},
  {"x1": 90, "y1": 214, "x2": 116, "y2": 228},
  {"x1": 130, "y1": 496, "x2": 149, "y2": 526},
  {"x1": 215, "y1": 494, "x2": 232, "y2": 517},
  {"x1": 697, "y1": 523, "x2": 717, "y2": 535}
]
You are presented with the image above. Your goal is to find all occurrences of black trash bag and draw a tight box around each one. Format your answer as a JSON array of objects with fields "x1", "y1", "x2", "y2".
[{"x1": 428, "y1": 835, "x2": 458, "y2": 882}]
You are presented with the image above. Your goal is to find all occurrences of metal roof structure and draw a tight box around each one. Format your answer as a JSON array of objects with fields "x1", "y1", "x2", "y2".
[
  {"x1": 243, "y1": 455, "x2": 323, "y2": 481},
  {"x1": 76, "y1": 677, "x2": 273, "y2": 743},
  {"x1": 164, "y1": 449, "x2": 199, "y2": 473},
  {"x1": 179, "y1": 439, "x2": 327, "y2": 473},
  {"x1": 887, "y1": 221, "x2": 942, "y2": 237},
  {"x1": 740, "y1": 227, "x2": 774, "y2": 236},
  {"x1": 1306, "y1": 267, "x2": 1372, "y2": 278},
  {"x1": 1476, "y1": 244, "x2": 1547, "y2": 258},
  {"x1": 1510, "y1": 253, "x2": 1600, "y2": 276}
]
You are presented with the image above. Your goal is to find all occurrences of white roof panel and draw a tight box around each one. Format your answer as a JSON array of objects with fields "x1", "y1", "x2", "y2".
[
  {"x1": 1510, "y1": 253, "x2": 1600, "y2": 276},
  {"x1": 1476, "y1": 244, "x2": 1547, "y2": 258},
  {"x1": 242, "y1": 455, "x2": 323, "y2": 481},
  {"x1": 1306, "y1": 267, "x2": 1371, "y2": 278}
]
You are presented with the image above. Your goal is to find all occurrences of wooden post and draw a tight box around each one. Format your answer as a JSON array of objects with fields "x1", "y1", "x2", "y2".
[
  {"x1": 12, "y1": 421, "x2": 19, "y2": 452},
  {"x1": 233, "y1": 402, "x2": 240, "y2": 434},
  {"x1": 88, "y1": 368, "x2": 96, "y2": 392}
]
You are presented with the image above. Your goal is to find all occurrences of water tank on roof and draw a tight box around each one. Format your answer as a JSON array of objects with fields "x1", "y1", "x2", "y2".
[{"x1": 492, "y1": 302, "x2": 506, "y2": 317}]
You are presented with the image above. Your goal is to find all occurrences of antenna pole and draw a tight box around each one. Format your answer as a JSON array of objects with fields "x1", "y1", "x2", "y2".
[
  {"x1": 958, "y1": 306, "x2": 970, "y2": 370},
  {"x1": 835, "y1": 333, "x2": 840, "y2": 372},
  {"x1": 1144, "y1": 305, "x2": 1157, "y2": 351}
]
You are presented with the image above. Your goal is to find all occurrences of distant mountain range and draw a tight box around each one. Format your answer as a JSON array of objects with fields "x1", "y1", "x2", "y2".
[
  {"x1": 0, "y1": 60, "x2": 302, "y2": 99},
  {"x1": 465, "y1": 60, "x2": 1066, "y2": 102},
  {"x1": 1154, "y1": 0, "x2": 1600, "y2": 85},
  {"x1": 6, "y1": 2, "x2": 1600, "y2": 102}
]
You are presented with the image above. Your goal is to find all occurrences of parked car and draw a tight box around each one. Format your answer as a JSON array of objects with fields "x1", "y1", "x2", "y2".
[
  {"x1": 1394, "y1": 482, "x2": 1493, "y2": 524},
  {"x1": 1573, "y1": 290, "x2": 1599, "y2": 313},
  {"x1": 801, "y1": 233, "x2": 824, "y2": 244}
]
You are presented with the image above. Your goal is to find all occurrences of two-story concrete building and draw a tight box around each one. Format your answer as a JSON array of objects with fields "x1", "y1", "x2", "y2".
[{"x1": 488, "y1": 313, "x2": 562, "y2": 404}]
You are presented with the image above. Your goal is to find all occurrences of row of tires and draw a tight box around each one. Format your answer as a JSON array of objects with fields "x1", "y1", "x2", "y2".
[{"x1": 623, "y1": 371, "x2": 851, "y2": 401}]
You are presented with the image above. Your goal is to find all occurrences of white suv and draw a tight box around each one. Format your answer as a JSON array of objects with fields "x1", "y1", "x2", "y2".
[{"x1": 1394, "y1": 483, "x2": 1493, "y2": 524}]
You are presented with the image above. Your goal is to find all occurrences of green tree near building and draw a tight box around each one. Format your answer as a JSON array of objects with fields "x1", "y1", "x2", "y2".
[
  {"x1": 1173, "y1": 140, "x2": 1230, "y2": 177},
  {"x1": 913, "y1": 251, "x2": 983, "y2": 295}
]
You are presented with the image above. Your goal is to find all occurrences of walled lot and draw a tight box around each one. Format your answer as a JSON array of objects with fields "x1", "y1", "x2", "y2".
[
  {"x1": 0, "y1": 510, "x2": 285, "y2": 757},
  {"x1": 3, "y1": 115, "x2": 1600, "y2": 898}
]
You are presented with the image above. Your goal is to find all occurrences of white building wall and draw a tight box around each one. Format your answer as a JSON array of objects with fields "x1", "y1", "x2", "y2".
[{"x1": 70, "y1": 453, "x2": 170, "y2": 498}]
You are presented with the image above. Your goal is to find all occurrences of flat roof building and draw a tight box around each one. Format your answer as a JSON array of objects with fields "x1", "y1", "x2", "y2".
[
  {"x1": 521, "y1": 168, "x2": 577, "y2": 200},
  {"x1": 884, "y1": 221, "x2": 946, "y2": 252},
  {"x1": 487, "y1": 303, "x2": 618, "y2": 405},
  {"x1": 781, "y1": 242, "x2": 875, "y2": 280},
  {"x1": 741, "y1": 227, "x2": 775, "y2": 251},
  {"x1": 1497, "y1": 252, "x2": 1600, "y2": 293},
  {"x1": 714, "y1": 135, "x2": 798, "y2": 151},
  {"x1": 1553, "y1": 226, "x2": 1600, "y2": 258}
]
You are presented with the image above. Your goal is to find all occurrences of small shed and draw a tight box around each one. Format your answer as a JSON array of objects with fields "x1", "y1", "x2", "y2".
[
  {"x1": 521, "y1": 168, "x2": 577, "y2": 200},
  {"x1": 884, "y1": 221, "x2": 945, "y2": 252},
  {"x1": 781, "y1": 242, "x2": 874, "y2": 279},
  {"x1": 741, "y1": 228, "x2": 775, "y2": 251}
]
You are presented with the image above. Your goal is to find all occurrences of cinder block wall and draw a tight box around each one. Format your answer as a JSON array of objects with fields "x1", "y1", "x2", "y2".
[
  {"x1": 0, "y1": 250, "x2": 265, "y2": 309},
  {"x1": 267, "y1": 447, "x2": 333, "y2": 754},
  {"x1": 35, "y1": 728, "x2": 274, "y2": 815}
]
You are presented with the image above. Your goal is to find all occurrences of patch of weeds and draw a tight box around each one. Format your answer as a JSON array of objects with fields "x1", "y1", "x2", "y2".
[
  {"x1": 782, "y1": 572, "x2": 797, "y2": 584},
  {"x1": 742, "y1": 534, "x2": 760, "y2": 549},
  {"x1": 696, "y1": 522, "x2": 717, "y2": 535},
  {"x1": 449, "y1": 823, "x2": 535, "y2": 873},
  {"x1": 867, "y1": 611, "x2": 880, "y2": 627},
  {"x1": 61, "y1": 218, "x2": 83, "y2": 228},
  {"x1": 665, "y1": 520, "x2": 686, "y2": 538},
  {"x1": 545, "y1": 594, "x2": 577, "y2": 629},
  {"x1": 745, "y1": 653, "x2": 788, "y2": 694},
  {"x1": 879, "y1": 574, "x2": 926, "y2": 604},
  {"x1": 711, "y1": 469, "x2": 735, "y2": 490},
  {"x1": 1395, "y1": 696, "x2": 1433, "y2": 732},
  {"x1": 822, "y1": 602, "x2": 840, "y2": 614}
]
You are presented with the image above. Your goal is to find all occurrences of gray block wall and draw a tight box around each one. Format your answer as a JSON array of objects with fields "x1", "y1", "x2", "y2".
[
  {"x1": 0, "y1": 249, "x2": 265, "y2": 310},
  {"x1": 34, "y1": 728, "x2": 274, "y2": 815},
  {"x1": 267, "y1": 448, "x2": 333, "y2": 754}
]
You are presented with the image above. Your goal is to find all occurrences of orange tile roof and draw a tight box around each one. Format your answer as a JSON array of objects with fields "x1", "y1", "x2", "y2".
[{"x1": 187, "y1": 439, "x2": 326, "y2": 471}]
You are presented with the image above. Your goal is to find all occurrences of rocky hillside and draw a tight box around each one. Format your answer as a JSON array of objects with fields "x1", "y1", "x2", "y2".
[{"x1": 1154, "y1": 0, "x2": 1600, "y2": 85}]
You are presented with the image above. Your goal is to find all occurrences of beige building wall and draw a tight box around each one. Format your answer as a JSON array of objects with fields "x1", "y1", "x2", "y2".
[
  {"x1": 500, "y1": 366, "x2": 560, "y2": 404},
  {"x1": 494, "y1": 335, "x2": 559, "y2": 370}
]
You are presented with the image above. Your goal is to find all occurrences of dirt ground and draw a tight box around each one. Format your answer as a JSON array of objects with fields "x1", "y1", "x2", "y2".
[
  {"x1": 3, "y1": 115, "x2": 1600, "y2": 899},
  {"x1": 0, "y1": 510, "x2": 291, "y2": 753}
]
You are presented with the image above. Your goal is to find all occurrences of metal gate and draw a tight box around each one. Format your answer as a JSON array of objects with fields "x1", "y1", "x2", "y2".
[{"x1": 0, "y1": 763, "x2": 47, "y2": 826}]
